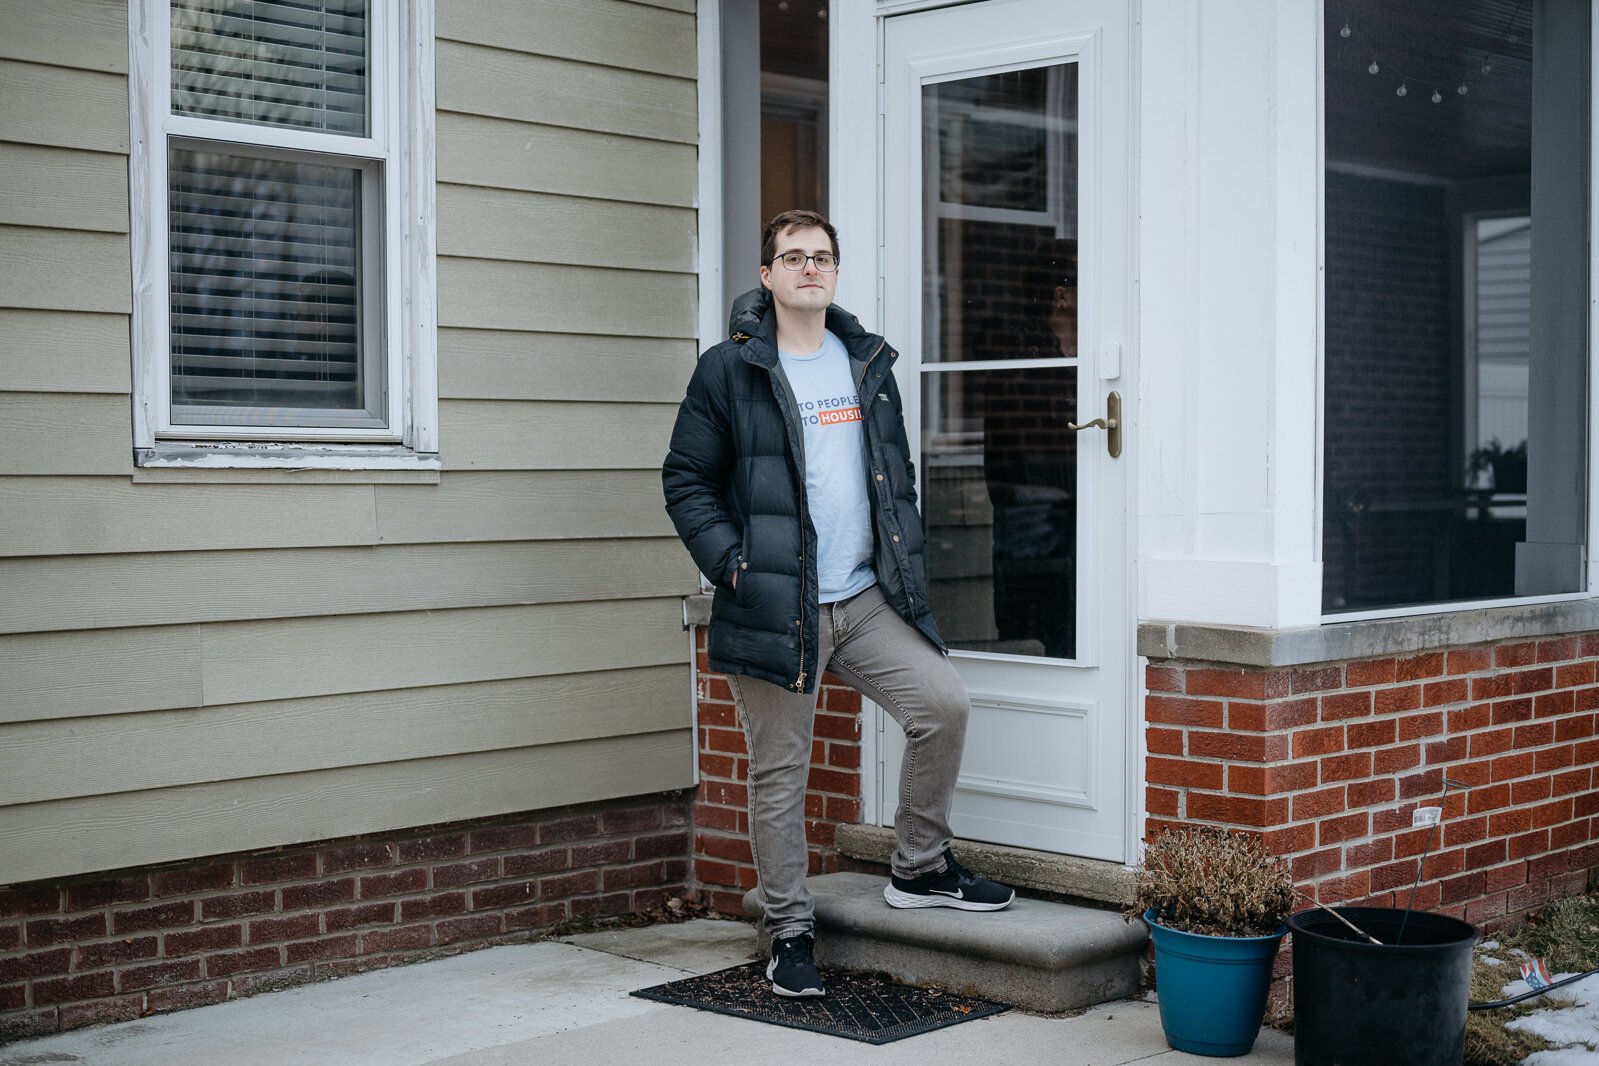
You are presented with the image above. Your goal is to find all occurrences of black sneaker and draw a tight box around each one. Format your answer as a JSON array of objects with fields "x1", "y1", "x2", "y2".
[
  {"x1": 883, "y1": 849, "x2": 1015, "y2": 911},
  {"x1": 767, "y1": 932, "x2": 825, "y2": 997}
]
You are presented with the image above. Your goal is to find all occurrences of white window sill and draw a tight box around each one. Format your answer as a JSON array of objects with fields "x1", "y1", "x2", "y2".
[{"x1": 133, "y1": 442, "x2": 441, "y2": 482}]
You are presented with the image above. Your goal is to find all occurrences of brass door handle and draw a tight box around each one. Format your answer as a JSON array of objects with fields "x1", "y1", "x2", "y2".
[{"x1": 1067, "y1": 391, "x2": 1122, "y2": 458}]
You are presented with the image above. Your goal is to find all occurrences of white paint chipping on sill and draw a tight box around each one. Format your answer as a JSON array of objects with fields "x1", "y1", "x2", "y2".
[{"x1": 135, "y1": 443, "x2": 442, "y2": 472}]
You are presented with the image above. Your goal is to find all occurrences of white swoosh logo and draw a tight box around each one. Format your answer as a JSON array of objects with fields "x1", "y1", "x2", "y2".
[{"x1": 931, "y1": 887, "x2": 964, "y2": 899}]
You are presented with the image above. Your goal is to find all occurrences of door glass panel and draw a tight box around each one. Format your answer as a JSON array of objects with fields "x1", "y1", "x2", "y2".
[
  {"x1": 922, "y1": 65, "x2": 1077, "y2": 363},
  {"x1": 921, "y1": 63, "x2": 1080, "y2": 659},
  {"x1": 923, "y1": 367, "x2": 1078, "y2": 658}
]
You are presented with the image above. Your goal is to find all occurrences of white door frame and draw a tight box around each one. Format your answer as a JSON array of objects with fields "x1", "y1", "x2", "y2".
[{"x1": 830, "y1": 0, "x2": 1144, "y2": 866}]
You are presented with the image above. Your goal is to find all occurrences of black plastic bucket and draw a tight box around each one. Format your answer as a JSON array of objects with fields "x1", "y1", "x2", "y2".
[{"x1": 1288, "y1": 907, "x2": 1479, "y2": 1066}]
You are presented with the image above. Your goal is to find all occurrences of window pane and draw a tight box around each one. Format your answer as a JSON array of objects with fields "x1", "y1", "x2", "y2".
[
  {"x1": 759, "y1": 0, "x2": 828, "y2": 222},
  {"x1": 932, "y1": 70, "x2": 1062, "y2": 213},
  {"x1": 923, "y1": 367, "x2": 1078, "y2": 659},
  {"x1": 169, "y1": 147, "x2": 364, "y2": 419},
  {"x1": 1322, "y1": 0, "x2": 1589, "y2": 611},
  {"x1": 921, "y1": 62, "x2": 1080, "y2": 657},
  {"x1": 172, "y1": 0, "x2": 369, "y2": 136},
  {"x1": 923, "y1": 66, "x2": 1077, "y2": 363}
]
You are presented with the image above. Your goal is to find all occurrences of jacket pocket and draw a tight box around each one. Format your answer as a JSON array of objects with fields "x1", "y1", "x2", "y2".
[{"x1": 731, "y1": 531, "x2": 752, "y2": 608}]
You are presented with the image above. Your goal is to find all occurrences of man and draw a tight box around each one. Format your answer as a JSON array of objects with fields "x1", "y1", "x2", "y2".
[{"x1": 662, "y1": 210, "x2": 1014, "y2": 999}]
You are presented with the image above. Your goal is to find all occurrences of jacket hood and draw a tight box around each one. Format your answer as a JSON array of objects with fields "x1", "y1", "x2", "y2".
[{"x1": 725, "y1": 287, "x2": 872, "y2": 347}]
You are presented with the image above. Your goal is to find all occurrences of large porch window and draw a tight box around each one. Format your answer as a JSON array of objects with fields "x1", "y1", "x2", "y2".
[{"x1": 1322, "y1": 0, "x2": 1591, "y2": 614}]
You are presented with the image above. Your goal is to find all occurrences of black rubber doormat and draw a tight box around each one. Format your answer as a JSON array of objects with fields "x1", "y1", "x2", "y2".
[{"x1": 631, "y1": 961, "x2": 1009, "y2": 1044}]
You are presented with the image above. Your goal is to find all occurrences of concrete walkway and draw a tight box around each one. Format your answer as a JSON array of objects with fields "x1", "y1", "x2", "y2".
[{"x1": 0, "y1": 919, "x2": 1295, "y2": 1065}]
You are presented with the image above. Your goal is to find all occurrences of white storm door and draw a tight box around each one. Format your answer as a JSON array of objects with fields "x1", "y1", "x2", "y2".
[{"x1": 877, "y1": 0, "x2": 1134, "y2": 862}]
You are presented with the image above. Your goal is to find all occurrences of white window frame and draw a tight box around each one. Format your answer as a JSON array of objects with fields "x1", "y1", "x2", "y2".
[{"x1": 129, "y1": 0, "x2": 438, "y2": 470}]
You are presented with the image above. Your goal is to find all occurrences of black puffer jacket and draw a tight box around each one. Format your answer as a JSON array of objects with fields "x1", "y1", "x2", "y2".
[{"x1": 662, "y1": 288, "x2": 943, "y2": 693}]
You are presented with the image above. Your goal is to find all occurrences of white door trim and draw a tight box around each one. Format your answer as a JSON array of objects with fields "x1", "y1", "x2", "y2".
[
  {"x1": 833, "y1": 0, "x2": 1143, "y2": 865},
  {"x1": 829, "y1": 0, "x2": 883, "y2": 822}
]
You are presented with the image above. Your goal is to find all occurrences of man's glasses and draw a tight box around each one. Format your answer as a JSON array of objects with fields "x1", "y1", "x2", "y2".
[{"x1": 769, "y1": 251, "x2": 839, "y2": 272}]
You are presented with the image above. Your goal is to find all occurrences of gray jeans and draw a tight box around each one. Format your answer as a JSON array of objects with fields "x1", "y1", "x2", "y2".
[{"x1": 729, "y1": 583, "x2": 970, "y2": 940}]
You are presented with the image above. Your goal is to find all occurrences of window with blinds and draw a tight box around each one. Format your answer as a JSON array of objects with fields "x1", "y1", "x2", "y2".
[
  {"x1": 130, "y1": 0, "x2": 433, "y2": 462},
  {"x1": 172, "y1": 0, "x2": 369, "y2": 136},
  {"x1": 169, "y1": 147, "x2": 364, "y2": 419},
  {"x1": 158, "y1": 0, "x2": 387, "y2": 433}
]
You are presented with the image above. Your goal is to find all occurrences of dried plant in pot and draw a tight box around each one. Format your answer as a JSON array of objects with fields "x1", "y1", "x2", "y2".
[{"x1": 1126, "y1": 827, "x2": 1295, "y2": 1057}]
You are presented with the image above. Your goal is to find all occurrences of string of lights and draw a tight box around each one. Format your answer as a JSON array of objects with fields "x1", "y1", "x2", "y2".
[
  {"x1": 774, "y1": 0, "x2": 828, "y2": 17},
  {"x1": 1335, "y1": 2, "x2": 1527, "y2": 103}
]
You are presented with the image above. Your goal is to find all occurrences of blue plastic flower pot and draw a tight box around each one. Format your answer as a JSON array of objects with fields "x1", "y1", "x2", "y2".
[{"x1": 1145, "y1": 909, "x2": 1286, "y2": 1057}]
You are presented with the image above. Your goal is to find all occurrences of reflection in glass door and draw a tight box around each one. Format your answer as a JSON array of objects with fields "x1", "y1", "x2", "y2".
[{"x1": 921, "y1": 64, "x2": 1081, "y2": 661}]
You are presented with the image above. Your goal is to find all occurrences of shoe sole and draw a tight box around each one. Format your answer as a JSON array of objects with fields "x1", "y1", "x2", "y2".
[
  {"x1": 883, "y1": 884, "x2": 1015, "y2": 911},
  {"x1": 766, "y1": 959, "x2": 825, "y2": 997}
]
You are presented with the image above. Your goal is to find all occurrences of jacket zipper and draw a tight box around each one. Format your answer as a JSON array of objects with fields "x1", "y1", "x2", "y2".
[
  {"x1": 855, "y1": 337, "x2": 887, "y2": 391},
  {"x1": 767, "y1": 365, "x2": 811, "y2": 693},
  {"x1": 793, "y1": 450, "x2": 808, "y2": 692},
  {"x1": 857, "y1": 337, "x2": 914, "y2": 611}
]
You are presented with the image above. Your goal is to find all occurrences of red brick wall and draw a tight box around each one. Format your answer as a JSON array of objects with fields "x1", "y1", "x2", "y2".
[
  {"x1": 1145, "y1": 633, "x2": 1599, "y2": 931},
  {"x1": 0, "y1": 794, "x2": 691, "y2": 1041},
  {"x1": 693, "y1": 630, "x2": 864, "y2": 914}
]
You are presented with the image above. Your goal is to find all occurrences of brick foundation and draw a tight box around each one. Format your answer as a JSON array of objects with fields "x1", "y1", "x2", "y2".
[
  {"x1": 691, "y1": 620, "x2": 1599, "y2": 930},
  {"x1": 0, "y1": 793, "x2": 691, "y2": 1041},
  {"x1": 692, "y1": 630, "x2": 864, "y2": 915},
  {"x1": 1145, "y1": 633, "x2": 1599, "y2": 932}
]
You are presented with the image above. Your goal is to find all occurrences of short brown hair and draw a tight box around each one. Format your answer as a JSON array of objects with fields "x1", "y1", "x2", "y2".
[{"x1": 761, "y1": 209, "x2": 839, "y2": 267}]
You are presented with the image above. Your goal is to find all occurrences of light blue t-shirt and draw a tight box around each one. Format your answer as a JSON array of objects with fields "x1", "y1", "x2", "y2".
[{"x1": 779, "y1": 331, "x2": 877, "y2": 603}]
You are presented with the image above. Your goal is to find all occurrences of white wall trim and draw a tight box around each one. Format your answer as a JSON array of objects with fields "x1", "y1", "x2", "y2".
[
  {"x1": 1138, "y1": 0, "x2": 1322, "y2": 630},
  {"x1": 1146, "y1": 559, "x2": 1324, "y2": 629},
  {"x1": 1269, "y1": 0, "x2": 1322, "y2": 601},
  {"x1": 129, "y1": 0, "x2": 161, "y2": 453},
  {"x1": 830, "y1": 0, "x2": 881, "y2": 820},
  {"x1": 134, "y1": 443, "x2": 441, "y2": 470},
  {"x1": 1314, "y1": 0, "x2": 1329, "y2": 624},
  {"x1": 1589, "y1": 0, "x2": 1599, "y2": 597},
  {"x1": 404, "y1": 0, "x2": 439, "y2": 455},
  {"x1": 830, "y1": 1, "x2": 880, "y2": 334},
  {"x1": 1124, "y1": 0, "x2": 1146, "y2": 867},
  {"x1": 697, "y1": 0, "x2": 725, "y2": 354}
]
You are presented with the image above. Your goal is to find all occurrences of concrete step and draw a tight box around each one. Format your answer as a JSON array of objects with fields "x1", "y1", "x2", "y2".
[
  {"x1": 741, "y1": 871, "x2": 1148, "y2": 1013},
  {"x1": 834, "y1": 823, "x2": 1136, "y2": 906}
]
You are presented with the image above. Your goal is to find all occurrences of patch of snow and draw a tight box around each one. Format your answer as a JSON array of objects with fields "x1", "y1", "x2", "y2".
[
  {"x1": 1521, "y1": 1048, "x2": 1599, "y2": 1066},
  {"x1": 1503, "y1": 971, "x2": 1599, "y2": 1065},
  {"x1": 1482, "y1": 940, "x2": 1500, "y2": 950}
]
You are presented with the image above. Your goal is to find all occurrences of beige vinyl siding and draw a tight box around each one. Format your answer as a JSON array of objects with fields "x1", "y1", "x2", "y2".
[
  {"x1": 0, "y1": 226, "x2": 131, "y2": 314},
  {"x1": 0, "y1": 310, "x2": 131, "y2": 394},
  {"x1": 0, "y1": 471, "x2": 676, "y2": 556},
  {"x1": 0, "y1": 145, "x2": 129, "y2": 234},
  {"x1": 440, "y1": 331, "x2": 696, "y2": 403},
  {"x1": 0, "y1": 0, "x2": 127, "y2": 72},
  {"x1": 2, "y1": 666, "x2": 684, "y2": 807},
  {"x1": 0, "y1": 0, "x2": 701, "y2": 886},
  {"x1": 437, "y1": 114, "x2": 696, "y2": 207},
  {"x1": 1, "y1": 734, "x2": 691, "y2": 887},
  {"x1": 0, "y1": 540, "x2": 692, "y2": 634},
  {"x1": 0, "y1": 60, "x2": 128, "y2": 153}
]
